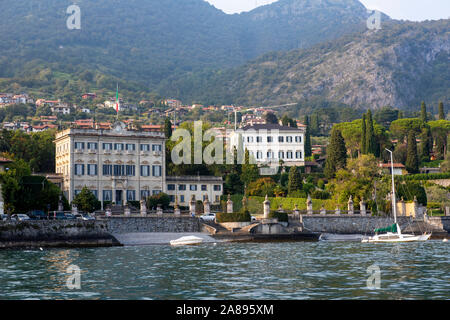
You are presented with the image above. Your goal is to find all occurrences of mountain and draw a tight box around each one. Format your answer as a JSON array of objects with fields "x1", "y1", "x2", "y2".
[
  {"x1": 159, "y1": 20, "x2": 450, "y2": 110},
  {"x1": 0, "y1": 0, "x2": 376, "y2": 95}
]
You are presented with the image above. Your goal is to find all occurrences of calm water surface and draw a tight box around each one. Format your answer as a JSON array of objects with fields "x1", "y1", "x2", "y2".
[{"x1": 0, "y1": 241, "x2": 449, "y2": 300}]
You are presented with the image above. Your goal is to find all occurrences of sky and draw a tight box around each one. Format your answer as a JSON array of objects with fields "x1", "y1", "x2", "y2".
[{"x1": 205, "y1": 0, "x2": 450, "y2": 21}]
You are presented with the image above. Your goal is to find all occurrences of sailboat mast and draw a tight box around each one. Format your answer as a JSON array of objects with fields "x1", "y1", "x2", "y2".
[{"x1": 387, "y1": 149, "x2": 397, "y2": 224}]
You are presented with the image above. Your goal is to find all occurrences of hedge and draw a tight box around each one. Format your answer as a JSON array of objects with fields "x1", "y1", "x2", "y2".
[
  {"x1": 216, "y1": 209, "x2": 251, "y2": 223},
  {"x1": 269, "y1": 210, "x2": 288, "y2": 222},
  {"x1": 396, "y1": 173, "x2": 450, "y2": 181}
]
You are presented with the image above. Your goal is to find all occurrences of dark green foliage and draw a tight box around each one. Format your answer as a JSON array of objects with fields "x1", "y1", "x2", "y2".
[
  {"x1": 421, "y1": 102, "x2": 428, "y2": 123},
  {"x1": 405, "y1": 130, "x2": 419, "y2": 174},
  {"x1": 264, "y1": 112, "x2": 278, "y2": 124},
  {"x1": 324, "y1": 128, "x2": 347, "y2": 178},
  {"x1": 310, "y1": 113, "x2": 320, "y2": 136},
  {"x1": 163, "y1": 118, "x2": 172, "y2": 139},
  {"x1": 268, "y1": 210, "x2": 288, "y2": 222},
  {"x1": 374, "y1": 106, "x2": 400, "y2": 129},
  {"x1": 395, "y1": 172, "x2": 450, "y2": 181},
  {"x1": 420, "y1": 127, "x2": 433, "y2": 161},
  {"x1": 438, "y1": 102, "x2": 445, "y2": 120},
  {"x1": 241, "y1": 149, "x2": 260, "y2": 189},
  {"x1": 396, "y1": 182, "x2": 427, "y2": 206},
  {"x1": 72, "y1": 187, "x2": 101, "y2": 213},
  {"x1": 288, "y1": 166, "x2": 302, "y2": 195},
  {"x1": 216, "y1": 208, "x2": 251, "y2": 223},
  {"x1": 365, "y1": 110, "x2": 377, "y2": 156},
  {"x1": 361, "y1": 113, "x2": 367, "y2": 154},
  {"x1": 146, "y1": 193, "x2": 171, "y2": 210},
  {"x1": 304, "y1": 116, "x2": 312, "y2": 157}
]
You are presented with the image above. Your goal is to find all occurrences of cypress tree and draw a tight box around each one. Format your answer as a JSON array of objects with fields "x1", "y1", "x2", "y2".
[
  {"x1": 420, "y1": 127, "x2": 432, "y2": 161},
  {"x1": 361, "y1": 113, "x2": 367, "y2": 154},
  {"x1": 241, "y1": 148, "x2": 259, "y2": 189},
  {"x1": 438, "y1": 102, "x2": 445, "y2": 120},
  {"x1": 288, "y1": 166, "x2": 302, "y2": 195},
  {"x1": 398, "y1": 110, "x2": 404, "y2": 119},
  {"x1": 406, "y1": 130, "x2": 419, "y2": 174},
  {"x1": 304, "y1": 115, "x2": 312, "y2": 157},
  {"x1": 163, "y1": 118, "x2": 172, "y2": 139},
  {"x1": 365, "y1": 110, "x2": 377, "y2": 156},
  {"x1": 421, "y1": 101, "x2": 428, "y2": 123},
  {"x1": 324, "y1": 128, "x2": 347, "y2": 178},
  {"x1": 311, "y1": 113, "x2": 320, "y2": 135}
]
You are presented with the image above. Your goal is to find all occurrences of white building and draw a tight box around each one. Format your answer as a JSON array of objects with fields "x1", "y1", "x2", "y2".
[
  {"x1": 166, "y1": 176, "x2": 223, "y2": 206},
  {"x1": 54, "y1": 122, "x2": 166, "y2": 208},
  {"x1": 51, "y1": 104, "x2": 71, "y2": 115},
  {"x1": 229, "y1": 123, "x2": 306, "y2": 167}
]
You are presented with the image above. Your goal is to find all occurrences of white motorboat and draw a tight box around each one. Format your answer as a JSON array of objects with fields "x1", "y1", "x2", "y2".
[
  {"x1": 362, "y1": 149, "x2": 431, "y2": 243},
  {"x1": 319, "y1": 233, "x2": 365, "y2": 242},
  {"x1": 170, "y1": 236, "x2": 204, "y2": 246}
]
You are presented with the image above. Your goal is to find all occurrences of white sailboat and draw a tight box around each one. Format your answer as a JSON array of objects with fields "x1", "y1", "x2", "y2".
[{"x1": 362, "y1": 149, "x2": 431, "y2": 243}]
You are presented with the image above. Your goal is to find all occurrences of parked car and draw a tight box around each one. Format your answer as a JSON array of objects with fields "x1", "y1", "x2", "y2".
[
  {"x1": 199, "y1": 213, "x2": 216, "y2": 222},
  {"x1": 11, "y1": 214, "x2": 31, "y2": 221},
  {"x1": 0, "y1": 214, "x2": 8, "y2": 221},
  {"x1": 48, "y1": 211, "x2": 67, "y2": 220},
  {"x1": 251, "y1": 216, "x2": 257, "y2": 222},
  {"x1": 65, "y1": 214, "x2": 77, "y2": 220},
  {"x1": 27, "y1": 210, "x2": 47, "y2": 220},
  {"x1": 75, "y1": 213, "x2": 95, "y2": 221}
]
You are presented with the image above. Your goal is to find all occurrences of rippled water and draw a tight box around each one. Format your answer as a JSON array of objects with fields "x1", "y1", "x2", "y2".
[{"x1": 0, "y1": 241, "x2": 449, "y2": 300}]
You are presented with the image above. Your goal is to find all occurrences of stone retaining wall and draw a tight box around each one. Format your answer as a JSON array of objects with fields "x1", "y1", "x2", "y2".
[
  {"x1": 104, "y1": 216, "x2": 201, "y2": 234},
  {"x1": 0, "y1": 220, "x2": 118, "y2": 248}
]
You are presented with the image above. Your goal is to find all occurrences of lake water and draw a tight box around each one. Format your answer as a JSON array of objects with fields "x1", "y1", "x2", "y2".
[{"x1": 0, "y1": 241, "x2": 449, "y2": 300}]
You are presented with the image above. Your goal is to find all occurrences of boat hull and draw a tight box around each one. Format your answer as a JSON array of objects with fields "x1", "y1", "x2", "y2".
[{"x1": 362, "y1": 233, "x2": 431, "y2": 243}]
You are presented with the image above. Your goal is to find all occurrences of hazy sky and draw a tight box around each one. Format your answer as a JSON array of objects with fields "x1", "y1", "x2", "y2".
[{"x1": 205, "y1": 0, "x2": 450, "y2": 21}]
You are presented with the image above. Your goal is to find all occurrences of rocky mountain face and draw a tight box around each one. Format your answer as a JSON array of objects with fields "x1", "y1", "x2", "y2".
[{"x1": 161, "y1": 20, "x2": 449, "y2": 109}]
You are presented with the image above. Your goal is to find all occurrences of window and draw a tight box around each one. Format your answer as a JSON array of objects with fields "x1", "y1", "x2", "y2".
[
  {"x1": 126, "y1": 165, "x2": 135, "y2": 176},
  {"x1": 278, "y1": 136, "x2": 284, "y2": 143},
  {"x1": 103, "y1": 143, "x2": 112, "y2": 151},
  {"x1": 267, "y1": 151, "x2": 274, "y2": 159},
  {"x1": 126, "y1": 144, "x2": 135, "y2": 151},
  {"x1": 215, "y1": 195, "x2": 220, "y2": 202},
  {"x1": 295, "y1": 136, "x2": 302, "y2": 143},
  {"x1": 74, "y1": 190, "x2": 82, "y2": 196},
  {"x1": 286, "y1": 136, "x2": 293, "y2": 143},
  {"x1": 169, "y1": 195, "x2": 175, "y2": 202},
  {"x1": 278, "y1": 151, "x2": 285, "y2": 159},
  {"x1": 287, "y1": 151, "x2": 293, "y2": 159},
  {"x1": 126, "y1": 190, "x2": 136, "y2": 201},
  {"x1": 114, "y1": 143, "x2": 124, "y2": 151},
  {"x1": 256, "y1": 151, "x2": 262, "y2": 159},
  {"x1": 247, "y1": 136, "x2": 253, "y2": 143},
  {"x1": 152, "y1": 165, "x2": 162, "y2": 177},
  {"x1": 213, "y1": 185, "x2": 221, "y2": 191},
  {"x1": 167, "y1": 184, "x2": 176, "y2": 191},
  {"x1": 92, "y1": 190, "x2": 98, "y2": 199},
  {"x1": 152, "y1": 144, "x2": 162, "y2": 152},
  {"x1": 201, "y1": 185, "x2": 207, "y2": 191},
  {"x1": 140, "y1": 144, "x2": 150, "y2": 152},
  {"x1": 203, "y1": 195, "x2": 207, "y2": 201},
  {"x1": 75, "y1": 142, "x2": 85, "y2": 150},
  {"x1": 87, "y1": 142, "x2": 98, "y2": 150},
  {"x1": 87, "y1": 164, "x2": 98, "y2": 176},
  {"x1": 296, "y1": 151, "x2": 302, "y2": 159},
  {"x1": 267, "y1": 136, "x2": 273, "y2": 143},
  {"x1": 140, "y1": 165, "x2": 150, "y2": 177},
  {"x1": 180, "y1": 195, "x2": 185, "y2": 203},
  {"x1": 103, "y1": 164, "x2": 112, "y2": 176},
  {"x1": 152, "y1": 190, "x2": 161, "y2": 195},
  {"x1": 256, "y1": 136, "x2": 262, "y2": 143},
  {"x1": 179, "y1": 184, "x2": 186, "y2": 191},
  {"x1": 190, "y1": 184, "x2": 197, "y2": 191},
  {"x1": 141, "y1": 190, "x2": 150, "y2": 199},
  {"x1": 74, "y1": 164, "x2": 84, "y2": 175},
  {"x1": 113, "y1": 165, "x2": 125, "y2": 176},
  {"x1": 103, "y1": 190, "x2": 112, "y2": 202}
]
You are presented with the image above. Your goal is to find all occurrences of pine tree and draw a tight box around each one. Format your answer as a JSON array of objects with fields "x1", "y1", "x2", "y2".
[
  {"x1": 288, "y1": 166, "x2": 302, "y2": 195},
  {"x1": 406, "y1": 130, "x2": 419, "y2": 174},
  {"x1": 365, "y1": 110, "x2": 377, "y2": 156},
  {"x1": 438, "y1": 101, "x2": 445, "y2": 120},
  {"x1": 264, "y1": 112, "x2": 278, "y2": 124},
  {"x1": 361, "y1": 113, "x2": 367, "y2": 154},
  {"x1": 324, "y1": 128, "x2": 347, "y2": 178},
  {"x1": 421, "y1": 101, "x2": 428, "y2": 123},
  {"x1": 304, "y1": 115, "x2": 312, "y2": 158}
]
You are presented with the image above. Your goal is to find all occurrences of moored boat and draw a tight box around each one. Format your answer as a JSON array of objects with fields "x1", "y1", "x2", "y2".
[{"x1": 170, "y1": 236, "x2": 204, "y2": 246}]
